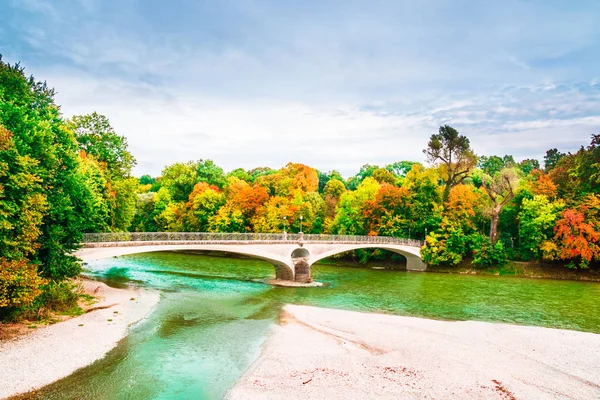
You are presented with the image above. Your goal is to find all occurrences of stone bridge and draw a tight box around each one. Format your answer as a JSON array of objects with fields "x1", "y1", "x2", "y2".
[{"x1": 77, "y1": 233, "x2": 425, "y2": 283}]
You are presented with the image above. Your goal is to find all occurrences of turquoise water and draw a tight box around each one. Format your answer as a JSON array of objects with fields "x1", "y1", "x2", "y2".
[{"x1": 27, "y1": 251, "x2": 600, "y2": 399}]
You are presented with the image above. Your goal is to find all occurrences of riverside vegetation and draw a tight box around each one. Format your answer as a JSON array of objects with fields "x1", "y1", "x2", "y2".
[{"x1": 1, "y1": 57, "x2": 600, "y2": 323}]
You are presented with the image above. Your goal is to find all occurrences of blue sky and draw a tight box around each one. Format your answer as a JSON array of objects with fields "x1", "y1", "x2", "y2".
[{"x1": 2, "y1": 0, "x2": 599, "y2": 176}]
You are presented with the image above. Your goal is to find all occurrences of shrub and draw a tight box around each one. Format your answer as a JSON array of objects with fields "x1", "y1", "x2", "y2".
[
  {"x1": 472, "y1": 236, "x2": 508, "y2": 269},
  {"x1": 34, "y1": 281, "x2": 81, "y2": 314},
  {"x1": 0, "y1": 258, "x2": 47, "y2": 310}
]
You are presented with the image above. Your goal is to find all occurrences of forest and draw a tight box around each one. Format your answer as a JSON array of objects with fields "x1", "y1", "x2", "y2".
[{"x1": 1, "y1": 58, "x2": 599, "y2": 320}]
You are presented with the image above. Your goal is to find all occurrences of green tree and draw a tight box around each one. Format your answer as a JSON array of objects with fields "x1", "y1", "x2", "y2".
[
  {"x1": 544, "y1": 148, "x2": 565, "y2": 172},
  {"x1": 346, "y1": 164, "x2": 378, "y2": 191},
  {"x1": 160, "y1": 162, "x2": 197, "y2": 202},
  {"x1": 67, "y1": 112, "x2": 135, "y2": 180},
  {"x1": 519, "y1": 159, "x2": 540, "y2": 175},
  {"x1": 518, "y1": 195, "x2": 565, "y2": 259},
  {"x1": 196, "y1": 159, "x2": 227, "y2": 188},
  {"x1": 424, "y1": 125, "x2": 478, "y2": 201},
  {"x1": 111, "y1": 178, "x2": 139, "y2": 231},
  {"x1": 0, "y1": 57, "x2": 92, "y2": 280},
  {"x1": 332, "y1": 177, "x2": 380, "y2": 235}
]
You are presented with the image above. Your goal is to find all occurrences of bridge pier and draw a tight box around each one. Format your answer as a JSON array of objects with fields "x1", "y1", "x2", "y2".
[{"x1": 274, "y1": 262, "x2": 294, "y2": 281}]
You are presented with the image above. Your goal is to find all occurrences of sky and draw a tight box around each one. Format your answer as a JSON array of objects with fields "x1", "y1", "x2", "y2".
[{"x1": 1, "y1": 0, "x2": 599, "y2": 177}]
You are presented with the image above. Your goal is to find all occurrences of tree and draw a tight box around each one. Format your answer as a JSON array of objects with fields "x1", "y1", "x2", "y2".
[
  {"x1": 323, "y1": 179, "x2": 346, "y2": 198},
  {"x1": 346, "y1": 164, "x2": 379, "y2": 190},
  {"x1": 385, "y1": 161, "x2": 418, "y2": 177},
  {"x1": 331, "y1": 177, "x2": 380, "y2": 235},
  {"x1": 186, "y1": 183, "x2": 226, "y2": 231},
  {"x1": 542, "y1": 208, "x2": 599, "y2": 268},
  {"x1": 0, "y1": 57, "x2": 93, "y2": 280},
  {"x1": 402, "y1": 164, "x2": 443, "y2": 238},
  {"x1": 481, "y1": 168, "x2": 521, "y2": 243},
  {"x1": 255, "y1": 163, "x2": 318, "y2": 197},
  {"x1": 528, "y1": 170, "x2": 557, "y2": 199},
  {"x1": 196, "y1": 159, "x2": 226, "y2": 189},
  {"x1": 479, "y1": 155, "x2": 504, "y2": 176},
  {"x1": 519, "y1": 159, "x2": 540, "y2": 175},
  {"x1": 67, "y1": 112, "x2": 135, "y2": 180},
  {"x1": 227, "y1": 168, "x2": 251, "y2": 183},
  {"x1": 424, "y1": 125, "x2": 478, "y2": 201},
  {"x1": 110, "y1": 178, "x2": 139, "y2": 231},
  {"x1": 364, "y1": 184, "x2": 412, "y2": 237},
  {"x1": 372, "y1": 168, "x2": 397, "y2": 185},
  {"x1": 518, "y1": 195, "x2": 565, "y2": 259},
  {"x1": 160, "y1": 162, "x2": 197, "y2": 202},
  {"x1": 0, "y1": 125, "x2": 48, "y2": 260},
  {"x1": 0, "y1": 259, "x2": 47, "y2": 311},
  {"x1": 317, "y1": 170, "x2": 344, "y2": 193},
  {"x1": 544, "y1": 148, "x2": 565, "y2": 172}
]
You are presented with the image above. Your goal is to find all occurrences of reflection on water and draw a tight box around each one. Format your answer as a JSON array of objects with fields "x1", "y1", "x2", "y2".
[{"x1": 28, "y1": 251, "x2": 600, "y2": 399}]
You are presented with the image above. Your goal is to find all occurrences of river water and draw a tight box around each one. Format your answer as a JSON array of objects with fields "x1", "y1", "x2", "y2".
[{"x1": 29, "y1": 251, "x2": 600, "y2": 399}]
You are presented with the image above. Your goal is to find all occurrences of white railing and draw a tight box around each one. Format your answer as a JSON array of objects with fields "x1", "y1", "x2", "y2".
[{"x1": 82, "y1": 232, "x2": 423, "y2": 247}]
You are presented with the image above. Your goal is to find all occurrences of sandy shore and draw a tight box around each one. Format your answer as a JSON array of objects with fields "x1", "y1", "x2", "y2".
[
  {"x1": 228, "y1": 305, "x2": 600, "y2": 400},
  {"x1": 0, "y1": 280, "x2": 159, "y2": 399}
]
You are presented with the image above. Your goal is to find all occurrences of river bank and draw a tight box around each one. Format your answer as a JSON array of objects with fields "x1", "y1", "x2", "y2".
[
  {"x1": 0, "y1": 280, "x2": 159, "y2": 399},
  {"x1": 228, "y1": 304, "x2": 600, "y2": 399}
]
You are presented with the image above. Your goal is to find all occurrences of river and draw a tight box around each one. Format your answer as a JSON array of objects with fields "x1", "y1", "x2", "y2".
[{"x1": 27, "y1": 251, "x2": 600, "y2": 399}]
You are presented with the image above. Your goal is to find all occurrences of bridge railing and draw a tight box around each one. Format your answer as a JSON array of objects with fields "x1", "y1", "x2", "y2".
[{"x1": 82, "y1": 232, "x2": 423, "y2": 247}]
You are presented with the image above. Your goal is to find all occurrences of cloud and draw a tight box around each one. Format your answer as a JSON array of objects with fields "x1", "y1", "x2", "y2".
[{"x1": 2, "y1": 0, "x2": 600, "y2": 176}]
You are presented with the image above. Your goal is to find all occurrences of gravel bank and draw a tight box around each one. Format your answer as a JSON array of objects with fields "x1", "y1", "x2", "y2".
[
  {"x1": 0, "y1": 280, "x2": 159, "y2": 399},
  {"x1": 228, "y1": 304, "x2": 600, "y2": 400}
]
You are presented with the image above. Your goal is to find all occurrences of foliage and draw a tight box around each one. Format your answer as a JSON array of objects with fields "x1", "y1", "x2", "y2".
[
  {"x1": 542, "y1": 206, "x2": 599, "y2": 268},
  {"x1": 0, "y1": 57, "x2": 91, "y2": 280},
  {"x1": 332, "y1": 177, "x2": 380, "y2": 235},
  {"x1": 160, "y1": 162, "x2": 197, "y2": 202},
  {"x1": 518, "y1": 195, "x2": 565, "y2": 259},
  {"x1": 67, "y1": 112, "x2": 135, "y2": 180},
  {"x1": 544, "y1": 148, "x2": 565, "y2": 172},
  {"x1": 0, "y1": 259, "x2": 47, "y2": 310},
  {"x1": 424, "y1": 125, "x2": 478, "y2": 201},
  {"x1": 196, "y1": 159, "x2": 227, "y2": 188},
  {"x1": 481, "y1": 168, "x2": 521, "y2": 243},
  {"x1": 472, "y1": 235, "x2": 507, "y2": 268}
]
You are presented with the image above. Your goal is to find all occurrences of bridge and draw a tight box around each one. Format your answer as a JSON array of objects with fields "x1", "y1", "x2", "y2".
[{"x1": 77, "y1": 233, "x2": 425, "y2": 283}]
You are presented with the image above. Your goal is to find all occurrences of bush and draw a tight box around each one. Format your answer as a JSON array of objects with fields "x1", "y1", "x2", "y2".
[
  {"x1": 0, "y1": 259, "x2": 47, "y2": 311},
  {"x1": 472, "y1": 235, "x2": 508, "y2": 269},
  {"x1": 34, "y1": 281, "x2": 81, "y2": 313}
]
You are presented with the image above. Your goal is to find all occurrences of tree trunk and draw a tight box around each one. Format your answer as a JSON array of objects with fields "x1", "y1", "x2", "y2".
[{"x1": 489, "y1": 205, "x2": 501, "y2": 244}]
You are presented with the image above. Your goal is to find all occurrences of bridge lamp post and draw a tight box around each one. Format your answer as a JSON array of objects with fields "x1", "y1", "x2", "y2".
[
  {"x1": 283, "y1": 216, "x2": 287, "y2": 235},
  {"x1": 299, "y1": 215, "x2": 303, "y2": 234}
]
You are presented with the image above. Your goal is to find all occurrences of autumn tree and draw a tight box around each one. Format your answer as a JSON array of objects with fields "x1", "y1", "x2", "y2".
[
  {"x1": 423, "y1": 125, "x2": 478, "y2": 201},
  {"x1": 542, "y1": 208, "x2": 599, "y2": 268},
  {"x1": 364, "y1": 184, "x2": 412, "y2": 237}
]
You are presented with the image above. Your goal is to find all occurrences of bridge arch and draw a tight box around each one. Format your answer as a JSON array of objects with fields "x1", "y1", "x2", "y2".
[
  {"x1": 290, "y1": 247, "x2": 310, "y2": 259},
  {"x1": 305, "y1": 244, "x2": 425, "y2": 271},
  {"x1": 75, "y1": 244, "x2": 295, "y2": 281}
]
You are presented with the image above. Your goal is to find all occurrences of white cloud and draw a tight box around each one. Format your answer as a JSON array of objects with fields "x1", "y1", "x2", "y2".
[{"x1": 4, "y1": 0, "x2": 600, "y2": 177}]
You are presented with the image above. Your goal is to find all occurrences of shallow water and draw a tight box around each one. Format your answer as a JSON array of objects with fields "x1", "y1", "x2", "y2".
[{"x1": 30, "y1": 251, "x2": 600, "y2": 399}]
